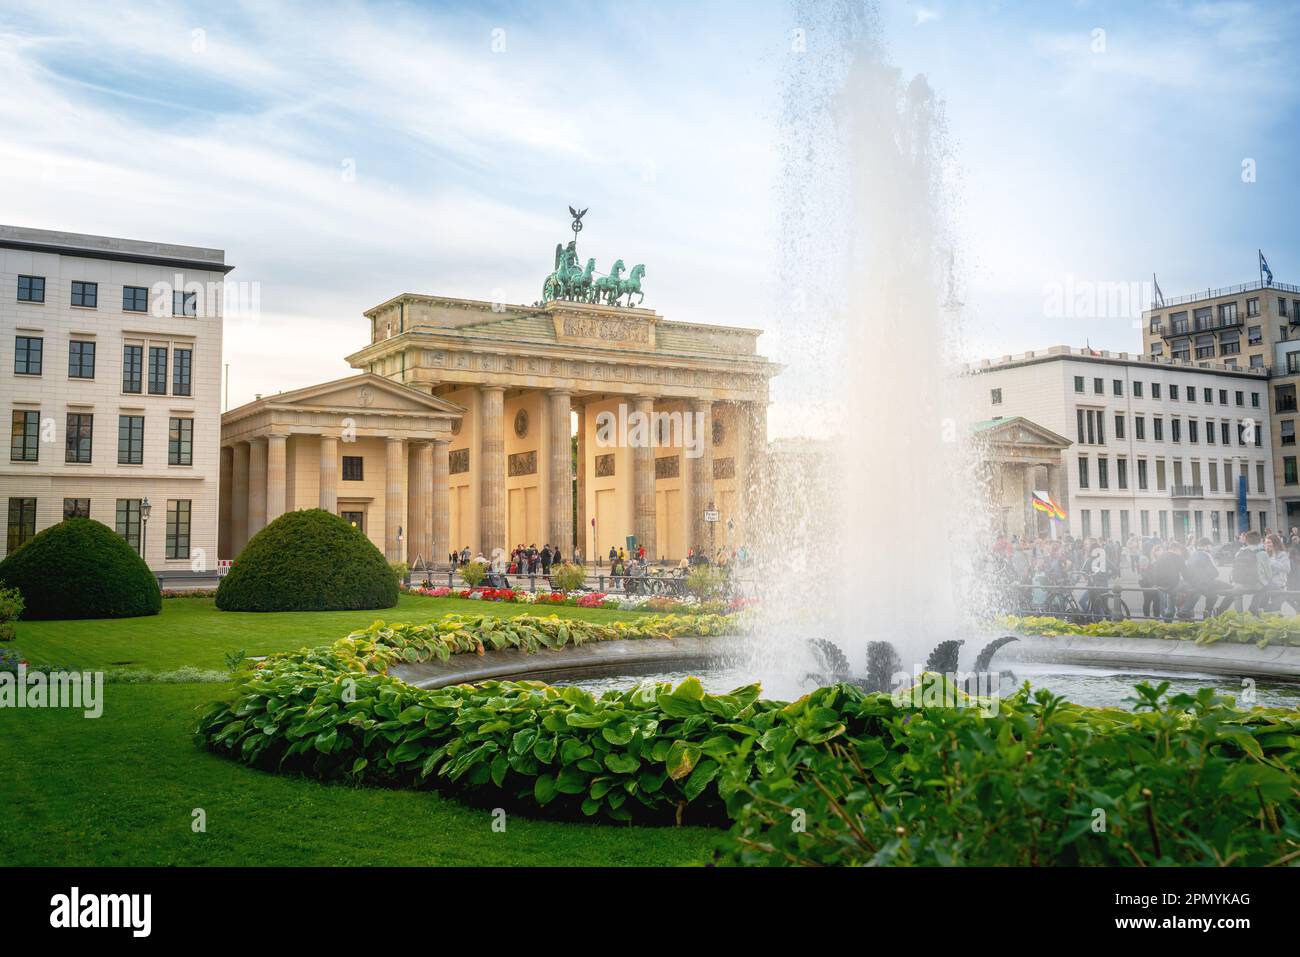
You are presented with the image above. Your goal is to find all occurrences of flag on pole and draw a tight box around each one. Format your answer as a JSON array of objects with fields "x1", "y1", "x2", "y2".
[
  {"x1": 1031, "y1": 490, "x2": 1067, "y2": 521},
  {"x1": 1260, "y1": 250, "x2": 1274, "y2": 286}
]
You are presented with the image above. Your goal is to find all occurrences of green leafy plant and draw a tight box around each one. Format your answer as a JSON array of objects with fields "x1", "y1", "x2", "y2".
[
  {"x1": 216, "y1": 509, "x2": 397, "y2": 612},
  {"x1": 0, "y1": 518, "x2": 160, "y2": 620},
  {"x1": 549, "y1": 563, "x2": 586, "y2": 592},
  {"x1": 1001, "y1": 611, "x2": 1300, "y2": 648},
  {"x1": 686, "y1": 565, "x2": 724, "y2": 600},
  {"x1": 389, "y1": 561, "x2": 409, "y2": 585},
  {"x1": 460, "y1": 560, "x2": 488, "y2": 588},
  {"x1": 0, "y1": 585, "x2": 23, "y2": 639}
]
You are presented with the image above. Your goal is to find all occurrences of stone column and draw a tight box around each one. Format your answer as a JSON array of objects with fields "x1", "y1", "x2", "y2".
[
  {"x1": 479, "y1": 386, "x2": 506, "y2": 557},
  {"x1": 548, "y1": 390, "x2": 572, "y2": 559},
  {"x1": 432, "y1": 438, "x2": 450, "y2": 566},
  {"x1": 408, "y1": 441, "x2": 432, "y2": 566},
  {"x1": 688, "y1": 399, "x2": 715, "y2": 556},
  {"x1": 319, "y1": 435, "x2": 338, "y2": 512},
  {"x1": 385, "y1": 436, "x2": 406, "y2": 561},
  {"x1": 266, "y1": 433, "x2": 287, "y2": 524},
  {"x1": 632, "y1": 395, "x2": 657, "y2": 561},
  {"x1": 575, "y1": 403, "x2": 587, "y2": 562},
  {"x1": 1021, "y1": 463, "x2": 1038, "y2": 540},
  {"x1": 247, "y1": 436, "x2": 268, "y2": 540},
  {"x1": 230, "y1": 441, "x2": 250, "y2": 555},
  {"x1": 218, "y1": 445, "x2": 233, "y2": 559}
]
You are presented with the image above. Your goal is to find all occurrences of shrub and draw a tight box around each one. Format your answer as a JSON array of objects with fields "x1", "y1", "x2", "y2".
[
  {"x1": 686, "y1": 565, "x2": 724, "y2": 600},
  {"x1": 460, "y1": 560, "x2": 487, "y2": 588},
  {"x1": 389, "y1": 561, "x2": 409, "y2": 585},
  {"x1": 0, "y1": 518, "x2": 160, "y2": 620},
  {"x1": 549, "y1": 562, "x2": 586, "y2": 592},
  {"x1": 0, "y1": 585, "x2": 23, "y2": 638},
  {"x1": 215, "y1": 509, "x2": 397, "y2": 612}
]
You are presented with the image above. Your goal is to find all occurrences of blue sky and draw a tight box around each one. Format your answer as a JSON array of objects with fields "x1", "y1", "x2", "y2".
[{"x1": 1, "y1": 0, "x2": 1297, "y2": 433}]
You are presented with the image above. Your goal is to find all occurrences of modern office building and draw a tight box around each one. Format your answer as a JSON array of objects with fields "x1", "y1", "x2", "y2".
[
  {"x1": 0, "y1": 226, "x2": 230, "y2": 571},
  {"x1": 961, "y1": 345, "x2": 1274, "y2": 543}
]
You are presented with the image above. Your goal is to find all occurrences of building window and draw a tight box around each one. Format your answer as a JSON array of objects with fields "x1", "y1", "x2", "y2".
[
  {"x1": 172, "y1": 348, "x2": 192, "y2": 397},
  {"x1": 1220, "y1": 339, "x2": 1240, "y2": 355},
  {"x1": 1251, "y1": 392, "x2": 1260, "y2": 408},
  {"x1": 17, "y1": 275, "x2": 45, "y2": 302},
  {"x1": 1149, "y1": 317, "x2": 1161, "y2": 332},
  {"x1": 1186, "y1": 386, "x2": 1197, "y2": 402},
  {"x1": 118, "y1": 415, "x2": 144, "y2": 465},
  {"x1": 1081, "y1": 509, "x2": 1092, "y2": 538},
  {"x1": 63, "y1": 498, "x2": 90, "y2": 519},
  {"x1": 1133, "y1": 381, "x2": 1144, "y2": 398},
  {"x1": 168, "y1": 417, "x2": 193, "y2": 466},
  {"x1": 990, "y1": 388, "x2": 1002, "y2": 405},
  {"x1": 122, "y1": 345, "x2": 143, "y2": 393},
  {"x1": 172, "y1": 290, "x2": 197, "y2": 317},
  {"x1": 1076, "y1": 408, "x2": 1085, "y2": 443},
  {"x1": 1117, "y1": 458, "x2": 1128, "y2": 490},
  {"x1": 1112, "y1": 379, "x2": 1122, "y2": 396},
  {"x1": 1247, "y1": 297, "x2": 1260, "y2": 317},
  {"x1": 116, "y1": 499, "x2": 142, "y2": 551},
  {"x1": 1073, "y1": 376, "x2": 1084, "y2": 393},
  {"x1": 1235, "y1": 391, "x2": 1244, "y2": 406},
  {"x1": 1189, "y1": 419, "x2": 1199, "y2": 443},
  {"x1": 166, "y1": 499, "x2": 191, "y2": 559},
  {"x1": 10, "y1": 410, "x2": 39, "y2": 462},
  {"x1": 1257, "y1": 463, "x2": 1267, "y2": 497},
  {"x1": 1287, "y1": 457, "x2": 1299, "y2": 485},
  {"x1": 1149, "y1": 341, "x2": 1163, "y2": 357},
  {"x1": 148, "y1": 346, "x2": 168, "y2": 395},
  {"x1": 123, "y1": 285, "x2": 149, "y2": 312},
  {"x1": 1093, "y1": 377, "x2": 1103, "y2": 394},
  {"x1": 1221, "y1": 421, "x2": 1231, "y2": 445},
  {"x1": 1137, "y1": 458, "x2": 1148, "y2": 490},
  {"x1": 1170, "y1": 384, "x2": 1179, "y2": 400},
  {"x1": 1153, "y1": 416, "x2": 1164, "y2": 441},
  {"x1": 1250, "y1": 354, "x2": 1264, "y2": 368},
  {"x1": 1282, "y1": 420, "x2": 1295, "y2": 445},
  {"x1": 341, "y1": 510, "x2": 365, "y2": 533},
  {"x1": 14, "y1": 336, "x2": 42, "y2": 375},
  {"x1": 1206, "y1": 418, "x2": 1216, "y2": 444},
  {"x1": 1281, "y1": 298, "x2": 1290, "y2": 317},
  {"x1": 1098, "y1": 458, "x2": 1109, "y2": 489},
  {"x1": 70, "y1": 281, "x2": 98, "y2": 308},
  {"x1": 1171, "y1": 418, "x2": 1181, "y2": 443},
  {"x1": 68, "y1": 340, "x2": 96, "y2": 379},
  {"x1": 1152, "y1": 383, "x2": 1162, "y2": 399},
  {"x1": 1219, "y1": 302, "x2": 1239, "y2": 324},
  {"x1": 1135, "y1": 415, "x2": 1145, "y2": 440},
  {"x1": 6, "y1": 498, "x2": 36, "y2": 552},
  {"x1": 1077, "y1": 455, "x2": 1089, "y2": 489},
  {"x1": 342, "y1": 456, "x2": 364, "y2": 481},
  {"x1": 65, "y1": 413, "x2": 93, "y2": 464},
  {"x1": 1114, "y1": 413, "x2": 1125, "y2": 439},
  {"x1": 1248, "y1": 325, "x2": 1262, "y2": 345},
  {"x1": 1156, "y1": 458, "x2": 1167, "y2": 491}
]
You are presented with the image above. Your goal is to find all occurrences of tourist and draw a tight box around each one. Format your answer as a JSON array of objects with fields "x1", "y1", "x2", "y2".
[
  {"x1": 1153, "y1": 543, "x2": 1186, "y2": 621},
  {"x1": 1215, "y1": 530, "x2": 1272, "y2": 615},
  {"x1": 1138, "y1": 545, "x2": 1161, "y2": 617},
  {"x1": 1180, "y1": 538, "x2": 1220, "y2": 619},
  {"x1": 1263, "y1": 534, "x2": 1290, "y2": 613}
]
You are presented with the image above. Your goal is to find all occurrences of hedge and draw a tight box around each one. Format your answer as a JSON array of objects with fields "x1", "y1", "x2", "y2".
[
  {"x1": 1000, "y1": 611, "x2": 1300, "y2": 648},
  {"x1": 0, "y1": 518, "x2": 160, "y2": 620},
  {"x1": 216, "y1": 509, "x2": 397, "y2": 612}
]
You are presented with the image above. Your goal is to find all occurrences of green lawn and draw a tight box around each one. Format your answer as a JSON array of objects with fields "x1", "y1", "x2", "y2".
[
  {"x1": 0, "y1": 596, "x2": 719, "y2": 866},
  {"x1": 14, "y1": 593, "x2": 652, "y2": 672}
]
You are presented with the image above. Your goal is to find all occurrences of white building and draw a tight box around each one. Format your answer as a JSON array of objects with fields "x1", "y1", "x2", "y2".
[
  {"x1": 0, "y1": 226, "x2": 230, "y2": 572},
  {"x1": 961, "y1": 345, "x2": 1275, "y2": 543}
]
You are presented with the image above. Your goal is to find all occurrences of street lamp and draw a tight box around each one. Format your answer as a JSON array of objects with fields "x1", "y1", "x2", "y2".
[{"x1": 140, "y1": 497, "x2": 152, "y2": 560}]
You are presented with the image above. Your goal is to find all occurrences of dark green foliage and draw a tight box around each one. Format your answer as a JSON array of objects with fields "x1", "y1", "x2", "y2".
[
  {"x1": 215, "y1": 509, "x2": 398, "y2": 612},
  {"x1": 721, "y1": 677, "x2": 1300, "y2": 866},
  {"x1": 0, "y1": 518, "x2": 160, "y2": 620}
]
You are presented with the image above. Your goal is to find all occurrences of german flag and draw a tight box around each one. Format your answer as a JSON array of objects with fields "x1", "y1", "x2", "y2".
[{"x1": 1031, "y1": 491, "x2": 1066, "y2": 521}]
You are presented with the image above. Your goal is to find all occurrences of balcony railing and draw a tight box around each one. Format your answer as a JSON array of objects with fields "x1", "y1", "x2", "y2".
[
  {"x1": 1159, "y1": 317, "x2": 1243, "y2": 339},
  {"x1": 1171, "y1": 485, "x2": 1204, "y2": 498},
  {"x1": 1152, "y1": 279, "x2": 1300, "y2": 310}
]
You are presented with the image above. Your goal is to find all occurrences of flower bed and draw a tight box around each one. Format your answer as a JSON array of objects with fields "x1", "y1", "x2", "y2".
[
  {"x1": 406, "y1": 584, "x2": 748, "y2": 615},
  {"x1": 196, "y1": 620, "x2": 1300, "y2": 863},
  {"x1": 1000, "y1": 611, "x2": 1300, "y2": 648}
]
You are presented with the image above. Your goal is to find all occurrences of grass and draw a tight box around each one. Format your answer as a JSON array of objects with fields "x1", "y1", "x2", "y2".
[
  {"x1": 14, "y1": 593, "x2": 653, "y2": 672},
  {"x1": 0, "y1": 594, "x2": 719, "y2": 866},
  {"x1": 0, "y1": 682, "x2": 717, "y2": 866}
]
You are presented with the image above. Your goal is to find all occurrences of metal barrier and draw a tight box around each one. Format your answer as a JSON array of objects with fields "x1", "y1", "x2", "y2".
[{"x1": 1002, "y1": 580, "x2": 1300, "y2": 623}]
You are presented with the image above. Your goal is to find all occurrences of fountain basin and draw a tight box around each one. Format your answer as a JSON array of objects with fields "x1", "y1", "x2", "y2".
[
  {"x1": 1001, "y1": 635, "x2": 1300, "y2": 681},
  {"x1": 390, "y1": 634, "x2": 750, "y2": 690}
]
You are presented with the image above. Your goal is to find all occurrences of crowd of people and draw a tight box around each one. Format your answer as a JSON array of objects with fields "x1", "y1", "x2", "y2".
[
  {"x1": 989, "y1": 527, "x2": 1300, "y2": 621},
  {"x1": 446, "y1": 541, "x2": 751, "y2": 581}
]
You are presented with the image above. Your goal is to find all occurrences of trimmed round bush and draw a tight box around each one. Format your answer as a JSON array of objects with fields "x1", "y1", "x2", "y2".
[
  {"x1": 216, "y1": 509, "x2": 398, "y2": 612},
  {"x1": 0, "y1": 517, "x2": 161, "y2": 620}
]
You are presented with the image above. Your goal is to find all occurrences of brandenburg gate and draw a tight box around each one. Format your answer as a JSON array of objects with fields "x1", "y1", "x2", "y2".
[{"x1": 220, "y1": 215, "x2": 777, "y2": 565}]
